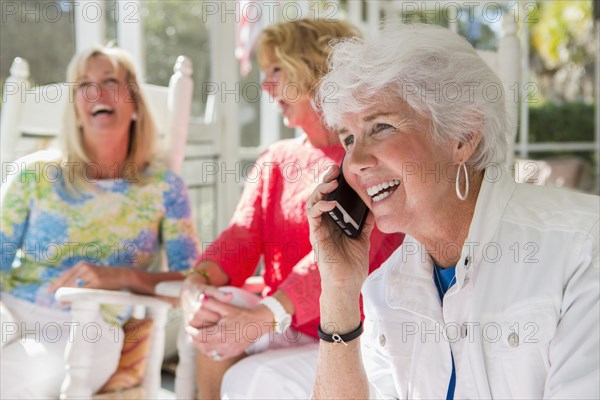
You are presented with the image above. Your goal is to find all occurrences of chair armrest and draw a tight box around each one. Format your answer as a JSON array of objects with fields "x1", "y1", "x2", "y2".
[
  {"x1": 55, "y1": 287, "x2": 171, "y2": 311},
  {"x1": 55, "y1": 287, "x2": 171, "y2": 399},
  {"x1": 154, "y1": 277, "x2": 267, "y2": 298},
  {"x1": 155, "y1": 281, "x2": 183, "y2": 298}
]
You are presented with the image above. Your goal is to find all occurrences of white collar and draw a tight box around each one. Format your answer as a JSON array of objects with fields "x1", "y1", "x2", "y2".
[{"x1": 383, "y1": 165, "x2": 517, "y2": 318}]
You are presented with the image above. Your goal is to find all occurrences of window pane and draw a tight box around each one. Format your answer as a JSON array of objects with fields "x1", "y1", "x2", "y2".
[
  {"x1": 188, "y1": 184, "x2": 216, "y2": 242},
  {"x1": 0, "y1": 0, "x2": 76, "y2": 87},
  {"x1": 105, "y1": 1, "x2": 118, "y2": 44},
  {"x1": 142, "y1": 0, "x2": 210, "y2": 117},
  {"x1": 241, "y1": 57, "x2": 261, "y2": 147}
]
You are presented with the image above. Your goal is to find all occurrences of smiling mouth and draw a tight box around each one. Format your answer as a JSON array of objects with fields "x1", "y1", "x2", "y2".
[
  {"x1": 91, "y1": 105, "x2": 115, "y2": 117},
  {"x1": 367, "y1": 179, "x2": 401, "y2": 203}
]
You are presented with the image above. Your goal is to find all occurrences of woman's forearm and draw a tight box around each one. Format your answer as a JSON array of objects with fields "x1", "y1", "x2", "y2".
[
  {"x1": 193, "y1": 260, "x2": 230, "y2": 287},
  {"x1": 128, "y1": 269, "x2": 185, "y2": 294},
  {"x1": 313, "y1": 288, "x2": 369, "y2": 399},
  {"x1": 129, "y1": 259, "x2": 231, "y2": 294}
]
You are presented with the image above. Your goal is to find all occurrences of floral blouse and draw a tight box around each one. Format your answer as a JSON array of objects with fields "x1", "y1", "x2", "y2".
[{"x1": 1, "y1": 157, "x2": 200, "y2": 321}]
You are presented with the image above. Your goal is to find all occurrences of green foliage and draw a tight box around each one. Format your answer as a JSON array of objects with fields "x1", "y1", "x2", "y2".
[
  {"x1": 528, "y1": 1, "x2": 595, "y2": 103},
  {"x1": 528, "y1": 102, "x2": 595, "y2": 142},
  {"x1": 531, "y1": 0, "x2": 594, "y2": 69},
  {"x1": 528, "y1": 102, "x2": 596, "y2": 166},
  {"x1": 529, "y1": 102, "x2": 599, "y2": 185}
]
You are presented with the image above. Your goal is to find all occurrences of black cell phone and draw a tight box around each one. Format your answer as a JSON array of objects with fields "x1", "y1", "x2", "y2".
[{"x1": 326, "y1": 160, "x2": 369, "y2": 238}]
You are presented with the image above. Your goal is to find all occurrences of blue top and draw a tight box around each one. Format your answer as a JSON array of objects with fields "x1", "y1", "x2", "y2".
[{"x1": 434, "y1": 264, "x2": 457, "y2": 400}]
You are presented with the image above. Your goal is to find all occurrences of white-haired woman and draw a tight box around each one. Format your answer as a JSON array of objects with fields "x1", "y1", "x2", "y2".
[
  {"x1": 308, "y1": 23, "x2": 598, "y2": 399},
  {"x1": 181, "y1": 19, "x2": 403, "y2": 399},
  {"x1": 0, "y1": 47, "x2": 201, "y2": 399}
]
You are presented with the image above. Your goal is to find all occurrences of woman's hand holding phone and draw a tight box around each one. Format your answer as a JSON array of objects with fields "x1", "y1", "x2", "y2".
[
  {"x1": 306, "y1": 164, "x2": 373, "y2": 292},
  {"x1": 325, "y1": 159, "x2": 369, "y2": 238}
]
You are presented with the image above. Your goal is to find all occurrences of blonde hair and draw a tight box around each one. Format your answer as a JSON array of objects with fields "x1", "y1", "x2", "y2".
[
  {"x1": 257, "y1": 19, "x2": 361, "y2": 97},
  {"x1": 61, "y1": 46, "x2": 158, "y2": 193}
]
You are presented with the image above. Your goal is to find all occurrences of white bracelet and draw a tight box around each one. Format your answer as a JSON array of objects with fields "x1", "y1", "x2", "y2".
[{"x1": 258, "y1": 296, "x2": 292, "y2": 334}]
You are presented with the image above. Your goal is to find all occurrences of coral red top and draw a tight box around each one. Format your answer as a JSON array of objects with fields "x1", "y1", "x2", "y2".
[{"x1": 200, "y1": 137, "x2": 404, "y2": 338}]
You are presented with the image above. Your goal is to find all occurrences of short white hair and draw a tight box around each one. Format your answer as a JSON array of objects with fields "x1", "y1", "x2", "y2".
[{"x1": 318, "y1": 23, "x2": 508, "y2": 169}]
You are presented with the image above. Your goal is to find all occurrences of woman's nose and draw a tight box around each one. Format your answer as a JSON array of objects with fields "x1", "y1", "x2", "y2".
[
  {"x1": 98, "y1": 86, "x2": 109, "y2": 99},
  {"x1": 261, "y1": 78, "x2": 277, "y2": 97},
  {"x1": 346, "y1": 143, "x2": 375, "y2": 175},
  {"x1": 84, "y1": 84, "x2": 109, "y2": 101}
]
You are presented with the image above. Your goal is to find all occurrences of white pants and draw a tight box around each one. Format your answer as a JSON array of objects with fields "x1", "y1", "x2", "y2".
[
  {"x1": 1, "y1": 295, "x2": 123, "y2": 399},
  {"x1": 216, "y1": 287, "x2": 320, "y2": 399},
  {"x1": 221, "y1": 343, "x2": 319, "y2": 399}
]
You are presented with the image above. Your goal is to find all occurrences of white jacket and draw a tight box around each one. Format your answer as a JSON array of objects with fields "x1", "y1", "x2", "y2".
[{"x1": 362, "y1": 166, "x2": 599, "y2": 399}]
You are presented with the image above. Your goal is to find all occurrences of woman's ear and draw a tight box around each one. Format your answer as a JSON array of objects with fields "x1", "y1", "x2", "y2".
[
  {"x1": 453, "y1": 131, "x2": 482, "y2": 163},
  {"x1": 453, "y1": 113, "x2": 483, "y2": 163}
]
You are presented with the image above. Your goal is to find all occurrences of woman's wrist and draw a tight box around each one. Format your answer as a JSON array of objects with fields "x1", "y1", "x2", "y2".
[
  {"x1": 129, "y1": 269, "x2": 185, "y2": 294},
  {"x1": 190, "y1": 260, "x2": 230, "y2": 287},
  {"x1": 127, "y1": 268, "x2": 152, "y2": 293},
  {"x1": 319, "y1": 290, "x2": 362, "y2": 334},
  {"x1": 252, "y1": 303, "x2": 279, "y2": 333},
  {"x1": 320, "y1": 283, "x2": 363, "y2": 306},
  {"x1": 319, "y1": 265, "x2": 368, "y2": 292},
  {"x1": 183, "y1": 270, "x2": 210, "y2": 289},
  {"x1": 185, "y1": 267, "x2": 211, "y2": 285}
]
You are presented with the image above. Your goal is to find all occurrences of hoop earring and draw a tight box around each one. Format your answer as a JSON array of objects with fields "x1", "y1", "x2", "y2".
[{"x1": 455, "y1": 162, "x2": 469, "y2": 201}]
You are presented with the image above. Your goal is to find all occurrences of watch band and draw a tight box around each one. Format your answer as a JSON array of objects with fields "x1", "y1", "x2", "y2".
[
  {"x1": 259, "y1": 296, "x2": 291, "y2": 334},
  {"x1": 318, "y1": 321, "x2": 363, "y2": 346}
]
